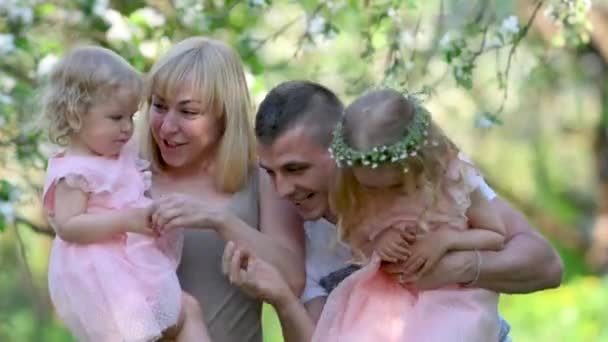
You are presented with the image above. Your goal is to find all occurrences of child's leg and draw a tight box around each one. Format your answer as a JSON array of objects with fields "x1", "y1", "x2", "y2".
[{"x1": 175, "y1": 292, "x2": 212, "y2": 342}]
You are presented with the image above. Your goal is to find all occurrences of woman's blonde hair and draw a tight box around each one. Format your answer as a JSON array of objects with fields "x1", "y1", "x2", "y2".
[
  {"x1": 40, "y1": 46, "x2": 142, "y2": 146},
  {"x1": 139, "y1": 37, "x2": 256, "y2": 193},
  {"x1": 331, "y1": 89, "x2": 460, "y2": 245}
]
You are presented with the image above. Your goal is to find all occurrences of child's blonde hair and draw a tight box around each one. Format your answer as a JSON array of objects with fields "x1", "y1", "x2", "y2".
[
  {"x1": 40, "y1": 46, "x2": 142, "y2": 146},
  {"x1": 139, "y1": 37, "x2": 256, "y2": 193},
  {"x1": 331, "y1": 88, "x2": 461, "y2": 244}
]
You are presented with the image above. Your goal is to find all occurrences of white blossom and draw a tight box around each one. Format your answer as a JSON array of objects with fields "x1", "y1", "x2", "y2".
[
  {"x1": 37, "y1": 54, "x2": 59, "y2": 76},
  {"x1": 475, "y1": 116, "x2": 494, "y2": 129},
  {"x1": 308, "y1": 16, "x2": 326, "y2": 35},
  {"x1": 0, "y1": 34, "x2": 15, "y2": 55},
  {"x1": 400, "y1": 31, "x2": 415, "y2": 47},
  {"x1": 387, "y1": 7, "x2": 397, "y2": 18},
  {"x1": 139, "y1": 41, "x2": 158, "y2": 59},
  {"x1": 103, "y1": 9, "x2": 132, "y2": 41},
  {"x1": 0, "y1": 201, "x2": 15, "y2": 224},
  {"x1": 582, "y1": 0, "x2": 592, "y2": 10},
  {"x1": 485, "y1": 35, "x2": 502, "y2": 49},
  {"x1": 0, "y1": 95, "x2": 13, "y2": 105},
  {"x1": 1, "y1": 76, "x2": 16, "y2": 92},
  {"x1": 439, "y1": 33, "x2": 451, "y2": 48},
  {"x1": 136, "y1": 7, "x2": 166, "y2": 27},
  {"x1": 7, "y1": 5, "x2": 33, "y2": 24},
  {"x1": 93, "y1": 0, "x2": 109, "y2": 16},
  {"x1": 500, "y1": 15, "x2": 520, "y2": 35}
]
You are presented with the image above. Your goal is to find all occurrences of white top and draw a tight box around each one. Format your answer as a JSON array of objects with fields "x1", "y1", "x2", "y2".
[{"x1": 300, "y1": 170, "x2": 497, "y2": 303}]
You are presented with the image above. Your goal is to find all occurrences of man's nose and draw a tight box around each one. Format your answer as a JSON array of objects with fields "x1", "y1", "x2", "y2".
[{"x1": 275, "y1": 174, "x2": 296, "y2": 199}]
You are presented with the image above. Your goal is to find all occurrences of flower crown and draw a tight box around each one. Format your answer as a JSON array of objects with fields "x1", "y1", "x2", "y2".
[{"x1": 329, "y1": 93, "x2": 434, "y2": 170}]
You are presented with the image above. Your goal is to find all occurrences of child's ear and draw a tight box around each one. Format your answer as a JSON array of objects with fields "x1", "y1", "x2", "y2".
[{"x1": 65, "y1": 110, "x2": 82, "y2": 131}]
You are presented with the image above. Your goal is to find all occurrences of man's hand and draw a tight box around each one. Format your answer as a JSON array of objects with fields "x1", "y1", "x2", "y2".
[{"x1": 222, "y1": 241, "x2": 294, "y2": 306}]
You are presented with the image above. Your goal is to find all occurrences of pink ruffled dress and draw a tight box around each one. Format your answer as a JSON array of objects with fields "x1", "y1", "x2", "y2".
[
  {"x1": 312, "y1": 155, "x2": 500, "y2": 342},
  {"x1": 43, "y1": 141, "x2": 183, "y2": 342}
]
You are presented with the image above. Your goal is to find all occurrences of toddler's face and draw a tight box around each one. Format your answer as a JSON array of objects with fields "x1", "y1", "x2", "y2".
[
  {"x1": 75, "y1": 86, "x2": 139, "y2": 157},
  {"x1": 353, "y1": 163, "x2": 403, "y2": 189}
]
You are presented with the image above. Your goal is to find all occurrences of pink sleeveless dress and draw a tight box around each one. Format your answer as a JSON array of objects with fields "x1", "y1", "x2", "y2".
[
  {"x1": 43, "y1": 141, "x2": 183, "y2": 342},
  {"x1": 312, "y1": 155, "x2": 500, "y2": 342}
]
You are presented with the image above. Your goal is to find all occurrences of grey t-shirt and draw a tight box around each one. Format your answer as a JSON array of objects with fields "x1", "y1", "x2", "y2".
[{"x1": 177, "y1": 169, "x2": 262, "y2": 342}]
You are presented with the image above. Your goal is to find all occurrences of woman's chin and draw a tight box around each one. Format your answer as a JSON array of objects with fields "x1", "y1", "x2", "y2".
[{"x1": 160, "y1": 152, "x2": 187, "y2": 168}]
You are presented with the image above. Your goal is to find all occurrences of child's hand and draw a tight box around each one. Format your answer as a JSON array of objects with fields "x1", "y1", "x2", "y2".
[
  {"x1": 401, "y1": 229, "x2": 452, "y2": 277},
  {"x1": 152, "y1": 193, "x2": 227, "y2": 232},
  {"x1": 373, "y1": 227, "x2": 415, "y2": 263},
  {"x1": 126, "y1": 204, "x2": 157, "y2": 236}
]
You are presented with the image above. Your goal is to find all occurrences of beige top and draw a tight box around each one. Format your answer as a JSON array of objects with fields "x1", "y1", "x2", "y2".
[{"x1": 177, "y1": 168, "x2": 262, "y2": 342}]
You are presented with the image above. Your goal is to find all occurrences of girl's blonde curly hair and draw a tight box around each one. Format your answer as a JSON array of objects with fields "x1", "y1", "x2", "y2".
[{"x1": 40, "y1": 46, "x2": 142, "y2": 146}]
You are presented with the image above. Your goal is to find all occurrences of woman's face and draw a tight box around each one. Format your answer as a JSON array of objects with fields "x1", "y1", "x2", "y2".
[{"x1": 150, "y1": 81, "x2": 223, "y2": 170}]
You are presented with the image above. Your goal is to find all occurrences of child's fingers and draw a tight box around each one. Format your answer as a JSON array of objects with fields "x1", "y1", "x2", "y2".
[
  {"x1": 401, "y1": 230, "x2": 417, "y2": 243},
  {"x1": 222, "y1": 241, "x2": 236, "y2": 275},
  {"x1": 395, "y1": 236, "x2": 410, "y2": 248},
  {"x1": 229, "y1": 249, "x2": 243, "y2": 285},
  {"x1": 390, "y1": 242, "x2": 411, "y2": 258},
  {"x1": 402, "y1": 255, "x2": 425, "y2": 275},
  {"x1": 378, "y1": 250, "x2": 397, "y2": 263}
]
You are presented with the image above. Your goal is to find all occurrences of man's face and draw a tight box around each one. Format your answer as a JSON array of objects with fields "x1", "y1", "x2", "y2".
[{"x1": 258, "y1": 125, "x2": 336, "y2": 221}]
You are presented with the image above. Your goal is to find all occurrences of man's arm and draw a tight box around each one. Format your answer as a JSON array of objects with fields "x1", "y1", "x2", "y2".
[
  {"x1": 222, "y1": 242, "x2": 314, "y2": 342},
  {"x1": 304, "y1": 296, "x2": 326, "y2": 323},
  {"x1": 471, "y1": 197, "x2": 563, "y2": 293},
  {"x1": 387, "y1": 197, "x2": 563, "y2": 293}
]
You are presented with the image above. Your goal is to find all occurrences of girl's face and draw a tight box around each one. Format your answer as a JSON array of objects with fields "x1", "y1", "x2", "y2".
[
  {"x1": 353, "y1": 163, "x2": 404, "y2": 190},
  {"x1": 72, "y1": 86, "x2": 138, "y2": 157},
  {"x1": 149, "y1": 81, "x2": 223, "y2": 170}
]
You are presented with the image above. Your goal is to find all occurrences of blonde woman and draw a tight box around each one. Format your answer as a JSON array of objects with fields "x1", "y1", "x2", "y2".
[{"x1": 139, "y1": 37, "x2": 305, "y2": 342}]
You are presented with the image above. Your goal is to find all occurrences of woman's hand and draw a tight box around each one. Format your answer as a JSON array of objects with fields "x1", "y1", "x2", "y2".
[
  {"x1": 222, "y1": 241, "x2": 295, "y2": 307},
  {"x1": 151, "y1": 193, "x2": 227, "y2": 232}
]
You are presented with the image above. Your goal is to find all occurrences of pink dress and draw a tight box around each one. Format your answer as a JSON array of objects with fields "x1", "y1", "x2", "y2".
[
  {"x1": 312, "y1": 155, "x2": 500, "y2": 342},
  {"x1": 43, "y1": 141, "x2": 183, "y2": 342}
]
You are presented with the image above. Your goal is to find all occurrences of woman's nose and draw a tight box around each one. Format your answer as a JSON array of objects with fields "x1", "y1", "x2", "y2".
[{"x1": 160, "y1": 111, "x2": 179, "y2": 135}]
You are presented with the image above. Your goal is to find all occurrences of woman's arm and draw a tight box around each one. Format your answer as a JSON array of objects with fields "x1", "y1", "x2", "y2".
[
  {"x1": 154, "y1": 170, "x2": 306, "y2": 294},
  {"x1": 216, "y1": 170, "x2": 305, "y2": 294},
  {"x1": 51, "y1": 180, "x2": 154, "y2": 243}
]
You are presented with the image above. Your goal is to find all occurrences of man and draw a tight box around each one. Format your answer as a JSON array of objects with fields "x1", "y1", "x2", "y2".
[{"x1": 224, "y1": 80, "x2": 563, "y2": 341}]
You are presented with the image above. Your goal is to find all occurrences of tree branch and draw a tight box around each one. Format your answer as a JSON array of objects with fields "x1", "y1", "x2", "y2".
[
  {"x1": 495, "y1": 0, "x2": 544, "y2": 115},
  {"x1": 16, "y1": 215, "x2": 54, "y2": 237}
]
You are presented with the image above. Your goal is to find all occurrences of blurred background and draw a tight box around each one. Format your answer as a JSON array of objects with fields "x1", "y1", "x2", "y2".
[{"x1": 1, "y1": 0, "x2": 607, "y2": 341}]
